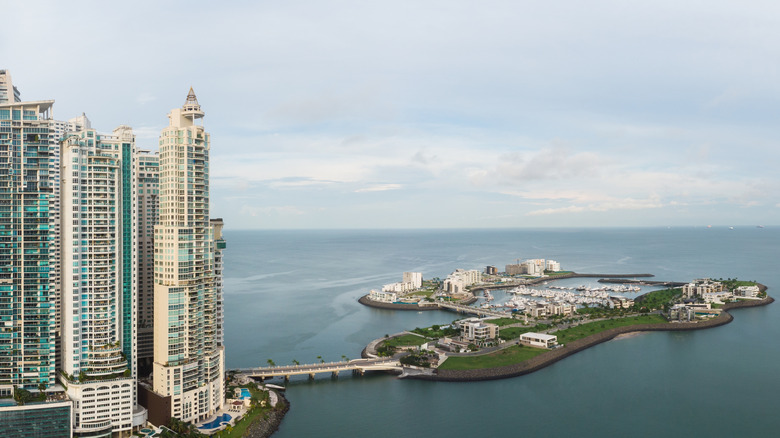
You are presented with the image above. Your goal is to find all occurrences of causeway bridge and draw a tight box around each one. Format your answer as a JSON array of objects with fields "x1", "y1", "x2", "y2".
[
  {"x1": 437, "y1": 301, "x2": 513, "y2": 318},
  {"x1": 234, "y1": 357, "x2": 403, "y2": 380}
]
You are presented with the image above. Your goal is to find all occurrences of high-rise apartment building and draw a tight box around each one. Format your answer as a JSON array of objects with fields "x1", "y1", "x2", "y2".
[
  {"x1": 60, "y1": 126, "x2": 141, "y2": 435},
  {"x1": 49, "y1": 114, "x2": 91, "y2": 366},
  {"x1": 136, "y1": 149, "x2": 159, "y2": 370},
  {"x1": 0, "y1": 97, "x2": 57, "y2": 389},
  {"x1": 0, "y1": 69, "x2": 22, "y2": 103},
  {"x1": 152, "y1": 89, "x2": 225, "y2": 422}
]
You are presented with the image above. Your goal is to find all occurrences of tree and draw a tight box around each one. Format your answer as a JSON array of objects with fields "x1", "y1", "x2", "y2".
[
  {"x1": 317, "y1": 355, "x2": 324, "y2": 364},
  {"x1": 292, "y1": 359, "x2": 299, "y2": 366},
  {"x1": 341, "y1": 355, "x2": 348, "y2": 362},
  {"x1": 266, "y1": 359, "x2": 275, "y2": 367}
]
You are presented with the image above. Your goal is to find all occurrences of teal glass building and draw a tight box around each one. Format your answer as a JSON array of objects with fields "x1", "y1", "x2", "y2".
[{"x1": 0, "y1": 99, "x2": 57, "y2": 389}]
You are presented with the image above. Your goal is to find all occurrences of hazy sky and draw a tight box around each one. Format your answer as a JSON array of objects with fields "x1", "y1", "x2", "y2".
[{"x1": 5, "y1": 1, "x2": 780, "y2": 229}]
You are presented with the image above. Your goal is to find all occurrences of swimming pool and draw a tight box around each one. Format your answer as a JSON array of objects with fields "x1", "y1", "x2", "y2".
[
  {"x1": 240, "y1": 388, "x2": 251, "y2": 399},
  {"x1": 198, "y1": 413, "x2": 232, "y2": 430}
]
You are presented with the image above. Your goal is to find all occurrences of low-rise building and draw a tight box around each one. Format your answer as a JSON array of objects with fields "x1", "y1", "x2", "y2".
[
  {"x1": 506, "y1": 259, "x2": 546, "y2": 276},
  {"x1": 610, "y1": 296, "x2": 635, "y2": 309},
  {"x1": 669, "y1": 304, "x2": 694, "y2": 322},
  {"x1": 519, "y1": 333, "x2": 558, "y2": 349},
  {"x1": 702, "y1": 291, "x2": 732, "y2": 304},
  {"x1": 0, "y1": 400, "x2": 72, "y2": 438},
  {"x1": 525, "y1": 302, "x2": 576, "y2": 318},
  {"x1": 682, "y1": 279, "x2": 724, "y2": 299},
  {"x1": 459, "y1": 319, "x2": 498, "y2": 343},
  {"x1": 369, "y1": 289, "x2": 397, "y2": 303},
  {"x1": 735, "y1": 285, "x2": 760, "y2": 297}
]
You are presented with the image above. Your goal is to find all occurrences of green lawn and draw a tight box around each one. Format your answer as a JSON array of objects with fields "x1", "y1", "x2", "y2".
[
  {"x1": 408, "y1": 290, "x2": 435, "y2": 298},
  {"x1": 214, "y1": 387, "x2": 271, "y2": 438},
  {"x1": 385, "y1": 334, "x2": 428, "y2": 347},
  {"x1": 486, "y1": 317, "x2": 520, "y2": 327},
  {"x1": 552, "y1": 314, "x2": 668, "y2": 344},
  {"x1": 636, "y1": 288, "x2": 682, "y2": 310},
  {"x1": 438, "y1": 345, "x2": 547, "y2": 370},
  {"x1": 498, "y1": 326, "x2": 533, "y2": 341}
]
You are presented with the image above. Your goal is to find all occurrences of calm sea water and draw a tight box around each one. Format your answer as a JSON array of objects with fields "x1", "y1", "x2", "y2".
[{"x1": 222, "y1": 228, "x2": 780, "y2": 437}]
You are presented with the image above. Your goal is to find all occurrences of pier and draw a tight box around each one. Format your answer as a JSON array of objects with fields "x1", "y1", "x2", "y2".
[{"x1": 234, "y1": 357, "x2": 403, "y2": 380}]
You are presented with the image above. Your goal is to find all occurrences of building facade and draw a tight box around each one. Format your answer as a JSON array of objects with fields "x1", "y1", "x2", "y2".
[
  {"x1": 136, "y1": 149, "x2": 159, "y2": 370},
  {"x1": 0, "y1": 400, "x2": 72, "y2": 438},
  {"x1": 0, "y1": 98, "x2": 57, "y2": 389},
  {"x1": 60, "y1": 126, "x2": 139, "y2": 436},
  {"x1": 0, "y1": 69, "x2": 22, "y2": 103},
  {"x1": 152, "y1": 89, "x2": 225, "y2": 423}
]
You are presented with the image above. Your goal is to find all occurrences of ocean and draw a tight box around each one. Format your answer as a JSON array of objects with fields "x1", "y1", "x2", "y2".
[{"x1": 222, "y1": 227, "x2": 780, "y2": 437}]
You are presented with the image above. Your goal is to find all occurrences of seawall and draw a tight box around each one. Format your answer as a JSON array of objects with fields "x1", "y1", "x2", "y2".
[
  {"x1": 410, "y1": 296, "x2": 773, "y2": 382},
  {"x1": 244, "y1": 391, "x2": 290, "y2": 438}
]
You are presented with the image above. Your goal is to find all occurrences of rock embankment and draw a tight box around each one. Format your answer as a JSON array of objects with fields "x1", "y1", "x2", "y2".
[
  {"x1": 358, "y1": 295, "x2": 440, "y2": 311},
  {"x1": 412, "y1": 296, "x2": 773, "y2": 382},
  {"x1": 243, "y1": 391, "x2": 290, "y2": 438}
]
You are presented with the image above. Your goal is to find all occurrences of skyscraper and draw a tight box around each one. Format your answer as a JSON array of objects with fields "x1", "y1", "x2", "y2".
[
  {"x1": 152, "y1": 89, "x2": 225, "y2": 422},
  {"x1": 60, "y1": 126, "x2": 140, "y2": 435},
  {"x1": 0, "y1": 97, "x2": 56, "y2": 390},
  {"x1": 136, "y1": 149, "x2": 159, "y2": 371}
]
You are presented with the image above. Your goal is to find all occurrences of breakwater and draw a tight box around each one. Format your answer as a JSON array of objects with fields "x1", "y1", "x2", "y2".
[{"x1": 410, "y1": 296, "x2": 773, "y2": 382}]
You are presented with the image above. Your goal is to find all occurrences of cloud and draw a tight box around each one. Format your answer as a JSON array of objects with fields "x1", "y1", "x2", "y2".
[
  {"x1": 493, "y1": 146, "x2": 604, "y2": 183},
  {"x1": 354, "y1": 184, "x2": 401, "y2": 193},
  {"x1": 526, "y1": 196, "x2": 665, "y2": 216}
]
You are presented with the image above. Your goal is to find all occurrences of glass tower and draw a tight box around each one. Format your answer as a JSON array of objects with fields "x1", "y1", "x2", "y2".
[{"x1": 0, "y1": 98, "x2": 56, "y2": 389}]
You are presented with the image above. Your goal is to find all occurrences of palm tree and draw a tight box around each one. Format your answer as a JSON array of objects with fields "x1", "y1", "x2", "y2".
[
  {"x1": 341, "y1": 355, "x2": 348, "y2": 362},
  {"x1": 292, "y1": 359, "x2": 300, "y2": 366},
  {"x1": 267, "y1": 359, "x2": 275, "y2": 367},
  {"x1": 317, "y1": 355, "x2": 324, "y2": 363}
]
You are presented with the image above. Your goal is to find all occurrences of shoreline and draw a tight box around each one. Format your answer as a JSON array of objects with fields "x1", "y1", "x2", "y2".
[
  {"x1": 244, "y1": 390, "x2": 290, "y2": 438},
  {"x1": 406, "y1": 296, "x2": 774, "y2": 382}
]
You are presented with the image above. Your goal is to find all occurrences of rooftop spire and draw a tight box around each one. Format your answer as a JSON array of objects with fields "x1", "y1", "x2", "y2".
[{"x1": 182, "y1": 86, "x2": 204, "y2": 120}]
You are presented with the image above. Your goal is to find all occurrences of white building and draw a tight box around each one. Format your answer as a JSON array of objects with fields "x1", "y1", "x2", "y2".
[
  {"x1": 403, "y1": 272, "x2": 423, "y2": 289},
  {"x1": 443, "y1": 269, "x2": 481, "y2": 293},
  {"x1": 382, "y1": 272, "x2": 423, "y2": 293},
  {"x1": 545, "y1": 260, "x2": 561, "y2": 272},
  {"x1": 735, "y1": 285, "x2": 760, "y2": 297},
  {"x1": 49, "y1": 114, "x2": 91, "y2": 369},
  {"x1": 60, "y1": 126, "x2": 141, "y2": 435},
  {"x1": 459, "y1": 319, "x2": 498, "y2": 343},
  {"x1": 682, "y1": 279, "x2": 724, "y2": 299},
  {"x1": 152, "y1": 89, "x2": 225, "y2": 423},
  {"x1": 519, "y1": 333, "x2": 558, "y2": 349},
  {"x1": 369, "y1": 289, "x2": 398, "y2": 303}
]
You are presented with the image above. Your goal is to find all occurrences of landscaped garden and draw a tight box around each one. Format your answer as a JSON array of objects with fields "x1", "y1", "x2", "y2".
[
  {"x1": 552, "y1": 314, "x2": 668, "y2": 344},
  {"x1": 438, "y1": 345, "x2": 547, "y2": 370}
]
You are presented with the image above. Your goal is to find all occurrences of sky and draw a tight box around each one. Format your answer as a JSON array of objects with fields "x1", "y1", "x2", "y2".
[{"x1": 4, "y1": 0, "x2": 780, "y2": 229}]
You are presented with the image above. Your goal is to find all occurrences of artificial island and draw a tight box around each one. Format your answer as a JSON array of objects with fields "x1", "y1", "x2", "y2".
[{"x1": 234, "y1": 257, "x2": 773, "y2": 385}]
